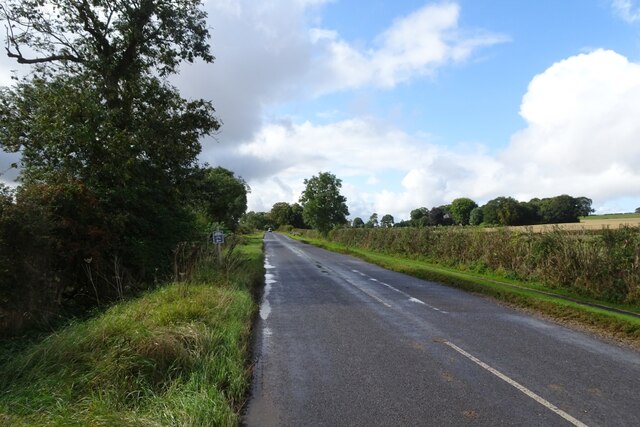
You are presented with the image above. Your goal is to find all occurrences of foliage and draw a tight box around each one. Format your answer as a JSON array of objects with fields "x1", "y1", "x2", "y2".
[
  {"x1": 469, "y1": 207, "x2": 483, "y2": 226},
  {"x1": 0, "y1": 0, "x2": 213, "y2": 90},
  {"x1": 380, "y1": 214, "x2": 394, "y2": 228},
  {"x1": 289, "y1": 203, "x2": 306, "y2": 229},
  {"x1": 449, "y1": 198, "x2": 478, "y2": 225},
  {"x1": 239, "y1": 211, "x2": 270, "y2": 232},
  {"x1": 428, "y1": 205, "x2": 452, "y2": 226},
  {"x1": 480, "y1": 195, "x2": 591, "y2": 226},
  {"x1": 352, "y1": 217, "x2": 365, "y2": 228},
  {"x1": 299, "y1": 172, "x2": 349, "y2": 235},
  {"x1": 410, "y1": 207, "x2": 429, "y2": 227},
  {"x1": 190, "y1": 166, "x2": 248, "y2": 232},
  {"x1": 366, "y1": 212, "x2": 378, "y2": 228}
]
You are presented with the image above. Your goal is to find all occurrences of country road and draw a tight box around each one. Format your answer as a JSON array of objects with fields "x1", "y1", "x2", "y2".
[{"x1": 242, "y1": 233, "x2": 640, "y2": 426}]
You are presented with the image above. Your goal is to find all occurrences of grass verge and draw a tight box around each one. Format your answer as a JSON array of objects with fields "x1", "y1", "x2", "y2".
[
  {"x1": 0, "y1": 233, "x2": 264, "y2": 427},
  {"x1": 290, "y1": 234, "x2": 640, "y2": 347}
]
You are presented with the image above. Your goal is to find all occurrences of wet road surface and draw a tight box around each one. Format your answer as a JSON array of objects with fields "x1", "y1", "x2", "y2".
[{"x1": 243, "y1": 233, "x2": 640, "y2": 426}]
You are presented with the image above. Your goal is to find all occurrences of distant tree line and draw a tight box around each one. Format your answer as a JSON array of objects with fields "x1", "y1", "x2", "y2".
[
  {"x1": 387, "y1": 195, "x2": 594, "y2": 228},
  {"x1": 250, "y1": 179, "x2": 595, "y2": 234}
]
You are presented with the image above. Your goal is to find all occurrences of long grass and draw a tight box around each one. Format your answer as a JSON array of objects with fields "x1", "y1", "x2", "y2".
[
  {"x1": 0, "y1": 233, "x2": 264, "y2": 426},
  {"x1": 297, "y1": 226, "x2": 640, "y2": 305}
]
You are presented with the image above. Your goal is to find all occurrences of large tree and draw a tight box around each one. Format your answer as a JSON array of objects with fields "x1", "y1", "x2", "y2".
[
  {"x1": 299, "y1": 172, "x2": 349, "y2": 235},
  {"x1": 0, "y1": 0, "x2": 219, "y2": 327},
  {"x1": 380, "y1": 214, "x2": 394, "y2": 228},
  {"x1": 450, "y1": 198, "x2": 478, "y2": 225},
  {"x1": 270, "y1": 202, "x2": 293, "y2": 228},
  {"x1": 0, "y1": 0, "x2": 219, "y2": 261}
]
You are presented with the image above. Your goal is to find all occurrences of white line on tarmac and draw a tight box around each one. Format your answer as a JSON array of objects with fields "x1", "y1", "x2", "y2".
[
  {"x1": 353, "y1": 269, "x2": 448, "y2": 314},
  {"x1": 444, "y1": 341, "x2": 588, "y2": 427}
]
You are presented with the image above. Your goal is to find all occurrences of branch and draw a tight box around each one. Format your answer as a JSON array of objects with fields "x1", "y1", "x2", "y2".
[{"x1": 5, "y1": 48, "x2": 83, "y2": 64}]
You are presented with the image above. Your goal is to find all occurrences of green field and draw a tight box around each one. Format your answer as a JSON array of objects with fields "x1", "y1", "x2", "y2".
[
  {"x1": 0, "y1": 234, "x2": 264, "y2": 427},
  {"x1": 581, "y1": 212, "x2": 640, "y2": 220}
]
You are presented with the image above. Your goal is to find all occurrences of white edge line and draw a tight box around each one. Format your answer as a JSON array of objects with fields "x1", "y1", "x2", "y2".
[{"x1": 444, "y1": 341, "x2": 588, "y2": 427}]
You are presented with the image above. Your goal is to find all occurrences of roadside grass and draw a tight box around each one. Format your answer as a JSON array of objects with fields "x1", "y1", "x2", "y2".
[
  {"x1": 0, "y1": 233, "x2": 264, "y2": 426},
  {"x1": 290, "y1": 234, "x2": 640, "y2": 346}
]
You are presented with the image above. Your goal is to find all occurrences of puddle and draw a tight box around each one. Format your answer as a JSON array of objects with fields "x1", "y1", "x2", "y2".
[{"x1": 260, "y1": 299, "x2": 271, "y2": 320}]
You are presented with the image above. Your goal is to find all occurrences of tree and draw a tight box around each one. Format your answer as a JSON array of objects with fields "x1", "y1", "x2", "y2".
[
  {"x1": 636, "y1": 207, "x2": 640, "y2": 214},
  {"x1": 240, "y1": 211, "x2": 269, "y2": 231},
  {"x1": 366, "y1": 213, "x2": 379, "y2": 228},
  {"x1": 299, "y1": 172, "x2": 349, "y2": 235},
  {"x1": 191, "y1": 167, "x2": 249, "y2": 231},
  {"x1": 450, "y1": 198, "x2": 478, "y2": 225},
  {"x1": 410, "y1": 207, "x2": 429, "y2": 227},
  {"x1": 482, "y1": 197, "x2": 528, "y2": 226},
  {"x1": 290, "y1": 203, "x2": 306, "y2": 229},
  {"x1": 0, "y1": 0, "x2": 219, "y2": 329},
  {"x1": 0, "y1": 0, "x2": 212, "y2": 108},
  {"x1": 0, "y1": 0, "x2": 219, "y2": 261},
  {"x1": 469, "y1": 207, "x2": 483, "y2": 226},
  {"x1": 536, "y1": 195, "x2": 582, "y2": 224},
  {"x1": 270, "y1": 202, "x2": 293, "y2": 228},
  {"x1": 428, "y1": 206, "x2": 452, "y2": 226},
  {"x1": 352, "y1": 217, "x2": 365, "y2": 228},
  {"x1": 380, "y1": 214, "x2": 394, "y2": 228},
  {"x1": 576, "y1": 197, "x2": 595, "y2": 217}
]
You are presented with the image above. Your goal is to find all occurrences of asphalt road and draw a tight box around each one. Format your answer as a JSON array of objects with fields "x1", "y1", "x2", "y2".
[{"x1": 243, "y1": 233, "x2": 640, "y2": 426}]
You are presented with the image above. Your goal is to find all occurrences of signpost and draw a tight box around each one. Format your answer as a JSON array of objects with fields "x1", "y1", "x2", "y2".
[
  {"x1": 213, "y1": 230, "x2": 224, "y2": 264},
  {"x1": 213, "y1": 230, "x2": 224, "y2": 245}
]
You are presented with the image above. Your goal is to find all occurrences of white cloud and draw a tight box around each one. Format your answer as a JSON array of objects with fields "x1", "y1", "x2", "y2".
[
  {"x1": 500, "y1": 49, "x2": 640, "y2": 201},
  {"x1": 308, "y1": 2, "x2": 508, "y2": 93},
  {"x1": 612, "y1": 0, "x2": 640, "y2": 23},
  {"x1": 229, "y1": 117, "x2": 498, "y2": 220}
]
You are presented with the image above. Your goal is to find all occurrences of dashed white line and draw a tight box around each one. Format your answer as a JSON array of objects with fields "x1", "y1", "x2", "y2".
[
  {"x1": 409, "y1": 297, "x2": 426, "y2": 306},
  {"x1": 355, "y1": 286, "x2": 392, "y2": 308},
  {"x1": 353, "y1": 269, "x2": 448, "y2": 314},
  {"x1": 444, "y1": 341, "x2": 588, "y2": 427}
]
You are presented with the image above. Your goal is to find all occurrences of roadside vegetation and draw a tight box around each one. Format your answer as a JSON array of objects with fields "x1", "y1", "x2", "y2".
[
  {"x1": 0, "y1": 234, "x2": 263, "y2": 426},
  {"x1": 0, "y1": 0, "x2": 253, "y2": 336},
  {"x1": 291, "y1": 227, "x2": 640, "y2": 344}
]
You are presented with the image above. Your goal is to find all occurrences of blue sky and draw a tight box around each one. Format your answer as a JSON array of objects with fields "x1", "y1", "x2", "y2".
[{"x1": 2, "y1": 0, "x2": 640, "y2": 221}]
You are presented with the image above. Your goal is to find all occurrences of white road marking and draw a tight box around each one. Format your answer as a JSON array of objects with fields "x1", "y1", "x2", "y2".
[
  {"x1": 352, "y1": 269, "x2": 448, "y2": 314},
  {"x1": 355, "y1": 285, "x2": 392, "y2": 308},
  {"x1": 444, "y1": 341, "x2": 588, "y2": 427}
]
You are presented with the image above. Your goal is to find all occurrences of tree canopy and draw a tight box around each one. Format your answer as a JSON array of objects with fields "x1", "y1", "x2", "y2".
[
  {"x1": 299, "y1": 172, "x2": 349, "y2": 234},
  {"x1": 380, "y1": 214, "x2": 394, "y2": 228},
  {"x1": 450, "y1": 198, "x2": 478, "y2": 225}
]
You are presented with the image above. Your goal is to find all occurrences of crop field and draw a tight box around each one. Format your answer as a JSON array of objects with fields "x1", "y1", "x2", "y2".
[{"x1": 504, "y1": 214, "x2": 640, "y2": 232}]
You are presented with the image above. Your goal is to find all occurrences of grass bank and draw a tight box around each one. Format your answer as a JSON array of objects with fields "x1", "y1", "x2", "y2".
[
  {"x1": 290, "y1": 233, "x2": 640, "y2": 347},
  {"x1": 0, "y1": 233, "x2": 264, "y2": 426}
]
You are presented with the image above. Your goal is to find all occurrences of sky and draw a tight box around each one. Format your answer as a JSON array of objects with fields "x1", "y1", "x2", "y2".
[{"x1": 2, "y1": 0, "x2": 640, "y2": 221}]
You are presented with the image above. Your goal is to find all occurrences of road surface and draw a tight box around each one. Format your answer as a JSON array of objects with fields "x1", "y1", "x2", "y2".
[{"x1": 243, "y1": 233, "x2": 640, "y2": 426}]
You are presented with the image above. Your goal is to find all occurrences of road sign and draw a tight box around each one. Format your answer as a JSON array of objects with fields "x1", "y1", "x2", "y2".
[{"x1": 213, "y1": 230, "x2": 224, "y2": 245}]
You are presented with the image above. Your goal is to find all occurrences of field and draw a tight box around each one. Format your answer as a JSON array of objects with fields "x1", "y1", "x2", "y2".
[{"x1": 505, "y1": 213, "x2": 640, "y2": 232}]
